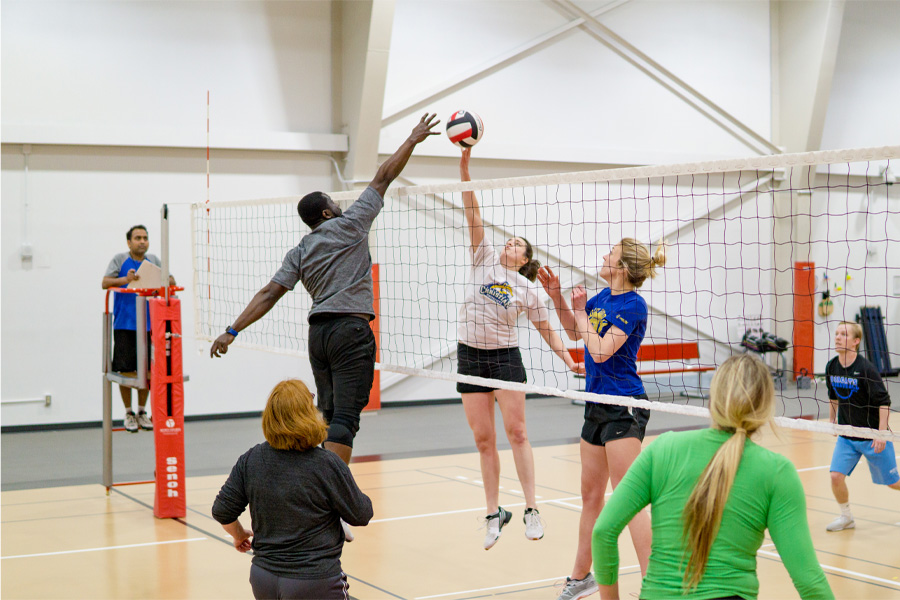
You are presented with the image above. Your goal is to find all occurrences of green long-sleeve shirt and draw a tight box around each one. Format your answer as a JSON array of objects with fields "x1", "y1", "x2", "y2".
[{"x1": 592, "y1": 429, "x2": 833, "y2": 600}]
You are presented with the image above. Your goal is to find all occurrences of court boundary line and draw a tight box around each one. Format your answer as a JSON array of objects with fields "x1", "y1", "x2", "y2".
[
  {"x1": 413, "y1": 565, "x2": 641, "y2": 600},
  {"x1": 1, "y1": 537, "x2": 206, "y2": 560}
]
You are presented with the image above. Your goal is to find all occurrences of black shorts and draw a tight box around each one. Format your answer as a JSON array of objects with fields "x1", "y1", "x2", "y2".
[
  {"x1": 456, "y1": 343, "x2": 527, "y2": 394},
  {"x1": 112, "y1": 329, "x2": 152, "y2": 373},
  {"x1": 581, "y1": 394, "x2": 650, "y2": 446}
]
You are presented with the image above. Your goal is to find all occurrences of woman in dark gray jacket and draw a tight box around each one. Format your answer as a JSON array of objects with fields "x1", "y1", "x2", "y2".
[{"x1": 212, "y1": 379, "x2": 373, "y2": 600}]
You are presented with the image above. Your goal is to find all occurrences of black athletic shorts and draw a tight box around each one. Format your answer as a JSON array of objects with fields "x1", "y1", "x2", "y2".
[
  {"x1": 456, "y1": 343, "x2": 527, "y2": 394},
  {"x1": 112, "y1": 329, "x2": 152, "y2": 373},
  {"x1": 581, "y1": 393, "x2": 650, "y2": 446}
]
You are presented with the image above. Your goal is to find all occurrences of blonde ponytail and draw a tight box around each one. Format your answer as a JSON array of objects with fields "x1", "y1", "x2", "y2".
[
  {"x1": 618, "y1": 238, "x2": 667, "y2": 288},
  {"x1": 681, "y1": 355, "x2": 774, "y2": 591}
]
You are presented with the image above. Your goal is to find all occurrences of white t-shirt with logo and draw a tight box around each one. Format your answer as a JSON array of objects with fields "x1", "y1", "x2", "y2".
[{"x1": 457, "y1": 238, "x2": 549, "y2": 349}]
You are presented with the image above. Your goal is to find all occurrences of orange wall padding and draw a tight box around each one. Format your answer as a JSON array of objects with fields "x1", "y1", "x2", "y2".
[
  {"x1": 365, "y1": 264, "x2": 381, "y2": 411},
  {"x1": 793, "y1": 262, "x2": 815, "y2": 380}
]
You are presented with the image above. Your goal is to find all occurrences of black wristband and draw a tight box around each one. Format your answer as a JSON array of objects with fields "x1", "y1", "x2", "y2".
[{"x1": 226, "y1": 327, "x2": 239, "y2": 337}]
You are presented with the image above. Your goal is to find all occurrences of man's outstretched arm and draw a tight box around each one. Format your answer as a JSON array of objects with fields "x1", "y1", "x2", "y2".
[
  {"x1": 369, "y1": 113, "x2": 440, "y2": 197},
  {"x1": 210, "y1": 282, "x2": 289, "y2": 357}
]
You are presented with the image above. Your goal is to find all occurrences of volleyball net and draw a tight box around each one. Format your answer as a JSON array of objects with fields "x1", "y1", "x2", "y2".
[{"x1": 192, "y1": 145, "x2": 900, "y2": 441}]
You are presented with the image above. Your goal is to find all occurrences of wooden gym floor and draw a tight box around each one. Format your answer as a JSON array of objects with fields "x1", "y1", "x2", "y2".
[{"x1": 2, "y1": 426, "x2": 899, "y2": 599}]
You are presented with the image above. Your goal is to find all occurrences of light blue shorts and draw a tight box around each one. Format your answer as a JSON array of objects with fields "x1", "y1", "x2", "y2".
[{"x1": 830, "y1": 436, "x2": 899, "y2": 485}]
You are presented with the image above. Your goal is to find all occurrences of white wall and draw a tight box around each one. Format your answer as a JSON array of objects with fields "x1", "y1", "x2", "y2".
[
  {"x1": 3, "y1": 0, "x2": 898, "y2": 426},
  {"x1": 381, "y1": 0, "x2": 772, "y2": 164},
  {"x1": 1, "y1": 1, "x2": 337, "y2": 426}
]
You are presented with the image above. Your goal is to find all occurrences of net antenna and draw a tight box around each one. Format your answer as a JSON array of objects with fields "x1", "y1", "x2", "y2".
[{"x1": 193, "y1": 145, "x2": 900, "y2": 442}]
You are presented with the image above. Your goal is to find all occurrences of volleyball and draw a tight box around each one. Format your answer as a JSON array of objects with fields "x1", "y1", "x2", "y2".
[{"x1": 446, "y1": 110, "x2": 484, "y2": 148}]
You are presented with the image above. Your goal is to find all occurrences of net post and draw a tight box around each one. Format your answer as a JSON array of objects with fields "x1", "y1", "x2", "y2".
[
  {"x1": 135, "y1": 296, "x2": 148, "y2": 390},
  {"x1": 161, "y1": 204, "x2": 170, "y2": 303},
  {"x1": 102, "y1": 311, "x2": 113, "y2": 490}
]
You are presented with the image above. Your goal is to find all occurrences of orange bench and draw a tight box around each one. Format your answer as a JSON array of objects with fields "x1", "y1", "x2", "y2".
[{"x1": 568, "y1": 342, "x2": 715, "y2": 397}]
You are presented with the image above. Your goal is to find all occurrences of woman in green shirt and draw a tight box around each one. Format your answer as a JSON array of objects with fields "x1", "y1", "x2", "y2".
[{"x1": 592, "y1": 355, "x2": 833, "y2": 599}]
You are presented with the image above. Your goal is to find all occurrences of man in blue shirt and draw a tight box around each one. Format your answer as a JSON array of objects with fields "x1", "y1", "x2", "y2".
[{"x1": 102, "y1": 225, "x2": 175, "y2": 432}]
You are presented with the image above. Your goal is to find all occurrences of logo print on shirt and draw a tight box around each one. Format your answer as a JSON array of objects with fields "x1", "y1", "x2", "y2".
[
  {"x1": 589, "y1": 308, "x2": 608, "y2": 333},
  {"x1": 616, "y1": 314, "x2": 628, "y2": 325},
  {"x1": 830, "y1": 374, "x2": 859, "y2": 400},
  {"x1": 480, "y1": 282, "x2": 513, "y2": 308}
]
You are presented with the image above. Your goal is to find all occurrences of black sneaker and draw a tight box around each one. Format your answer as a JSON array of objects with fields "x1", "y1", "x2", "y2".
[
  {"x1": 741, "y1": 331, "x2": 764, "y2": 352},
  {"x1": 483, "y1": 506, "x2": 512, "y2": 550},
  {"x1": 761, "y1": 331, "x2": 788, "y2": 351}
]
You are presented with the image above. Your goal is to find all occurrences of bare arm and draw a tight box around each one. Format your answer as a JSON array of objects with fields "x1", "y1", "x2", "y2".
[
  {"x1": 221, "y1": 519, "x2": 253, "y2": 553},
  {"x1": 572, "y1": 286, "x2": 629, "y2": 363},
  {"x1": 369, "y1": 113, "x2": 440, "y2": 197},
  {"x1": 459, "y1": 148, "x2": 485, "y2": 253},
  {"x1": 102, "y1": 270, "x2": 138, "y2": 289},
  {"x1": 210, "y1": 281, "x2": 289, "y2": 358},
  {"x1": 537, "y1": 266, "x2": 578, "y2": 341},
  {"x1": 873, "y1": 405, "x2": 890, "y2": 453},
  {"x1": 533, "y1": 320, "x2": 584, "y2": 374}
]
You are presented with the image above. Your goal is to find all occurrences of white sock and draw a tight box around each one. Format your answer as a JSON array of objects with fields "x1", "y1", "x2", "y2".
[{"x1": 839, "y1": 502, "x2": 852, "y2": 518}]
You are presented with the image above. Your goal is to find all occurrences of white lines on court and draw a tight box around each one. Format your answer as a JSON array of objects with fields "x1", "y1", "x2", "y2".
[
  {"x1": 413, "y1": 565, "x2": 640, "y2": 599},
  {"x1": 370, "y1": 495, "x2": 583, "y2": 523},
  {"x1": 1, "y1": 537, "x2": 207, "y2": 560},
  {"x1": 757, "y1": 549, "x2": 900, "y2": 588}
]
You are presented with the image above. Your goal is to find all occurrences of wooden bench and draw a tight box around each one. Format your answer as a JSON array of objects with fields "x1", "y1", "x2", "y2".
[{"x1": 568, "y1": 342, "x2": 715, "y2": 399}]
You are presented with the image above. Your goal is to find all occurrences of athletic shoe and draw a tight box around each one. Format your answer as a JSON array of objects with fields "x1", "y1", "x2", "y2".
[
  {"x1": 483, "y1": 507, "x2": 512, "y2": 550},
  {"x1": 523, "y1": 507, "x2": 544, "y2": 540},
  {"x1": 761, "y1": 332, "x2": 788, "y2": 351},
  {"x1": 826, "y1": 515, "x2": 855, "y2": 532},
  {"x1": 741, "y1": 331, "x2": 765, "y2": 352},
  {"x1": 124, "y1": 411, "x2": 139, "y2": 433},
  {"x1": 136, "y1": 411, "x2": 153, "y2": 430},
  {"x1": 556, "y1": 574, "x2": 599, "y2": 600},
  {"x1": 341, "y1": 519, "x2": 354, "y2": 542}
]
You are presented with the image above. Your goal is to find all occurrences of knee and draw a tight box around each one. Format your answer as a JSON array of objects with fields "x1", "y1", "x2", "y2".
[
  {"x1": 326, "y1": 409, "x2": 361, "y2": 447},
  {"x1": 888, "y1": 481, "x2": 900, "y2": 491},
  {"x1": 830, "y1": 471, "x2": 846, "y2": 487},
  {"x1": 505, "y1": 425, "x2": 529, "y2": 447},
  {"x1": 472, "y1": 431, "x2": 496, "y2": 454},
  {"x1": 580, "y1": 481, "x2": 605, "y2": 506}
]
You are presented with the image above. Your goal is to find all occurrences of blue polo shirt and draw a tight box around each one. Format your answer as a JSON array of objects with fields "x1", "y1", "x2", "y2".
[
  {"x1": 104, "y1": 252, "x2": 160, "y2": 331},
  {"x1": 583, "y1": 288, "x2": 647, "y2": 397}
]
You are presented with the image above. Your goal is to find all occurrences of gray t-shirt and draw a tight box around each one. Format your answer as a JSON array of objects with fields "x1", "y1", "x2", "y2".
[{"x1": 271, "y1": 186, "x2": 383, "y2": 321}]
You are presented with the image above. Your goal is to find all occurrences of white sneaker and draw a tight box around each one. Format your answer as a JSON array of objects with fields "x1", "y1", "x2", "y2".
[
  {"x1": 123, "y1": 412, "x2": 139, "y2": 433},
  {"x1": 523, "y1": 507, "x2": 544, "y2": 540},
  {"x1": 556, "y1": 574, "x2": 599, "y2": 600},
  {"x1": 341, "y1": 519, "x2": 354, "y2": 542},
  {"x1": 826, "y1": 515, "x2": 855, "y2": 532},
  {"x1": 136, "y1": 411, "x2": 153, "y2": 430},
  {"x1": 482, "y1": 507, "x2": 512, "y2": 550}
]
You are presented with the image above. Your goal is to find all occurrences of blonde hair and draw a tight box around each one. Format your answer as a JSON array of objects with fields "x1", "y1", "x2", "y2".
[
  {"x1": 617, "y1": 238, "x2": 667, "y2": 288},
  {"x1": 261, "y1": 379, "x2": 328, "y2": 451},
  {"x1": 838, "y1": 321, "x2": 863, "y2": 350},
  {"x1": 681, "y1": 354, "x2": 775, "y2": 591}
]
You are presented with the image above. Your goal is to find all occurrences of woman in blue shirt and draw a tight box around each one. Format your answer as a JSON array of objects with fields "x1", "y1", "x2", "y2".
[{"x1": 539, "y1": 238, "x2": 665, "y2": 600}]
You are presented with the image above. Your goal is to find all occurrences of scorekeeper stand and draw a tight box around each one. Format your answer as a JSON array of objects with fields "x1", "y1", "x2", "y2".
[{"x1": 102, "y1": 205, "x2": 187, "y2": 518}]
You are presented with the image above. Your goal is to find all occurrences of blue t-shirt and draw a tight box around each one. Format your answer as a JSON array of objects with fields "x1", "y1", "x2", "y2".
[
  {"x1": 583, "y1": 288, "x2": 647, "y2": 396},
  {"x1": 104, "y1": 253, "x2": 161, "y2": 331}
]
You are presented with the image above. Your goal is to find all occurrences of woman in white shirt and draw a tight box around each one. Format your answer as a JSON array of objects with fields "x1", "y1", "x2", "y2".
[{"x1": 458, "y1": 148, "x2": 584, "y2": 550}]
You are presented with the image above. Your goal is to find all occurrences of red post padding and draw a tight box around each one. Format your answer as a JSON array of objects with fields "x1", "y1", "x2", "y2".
[
  {"x1": 793, "y1": 262, "x2": 815, "y2": 380},
  {"x1": 148, "y1": 297, "x2": 186, "y2": 518}
]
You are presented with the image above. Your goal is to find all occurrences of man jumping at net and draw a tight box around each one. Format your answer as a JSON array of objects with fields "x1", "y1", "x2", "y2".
[
  {"x1": 824, "y1": 321, "x2": 899, "y2": 532},
  {"x1": 211, "y1": 114, "x2": 439, "y2": 470}
]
